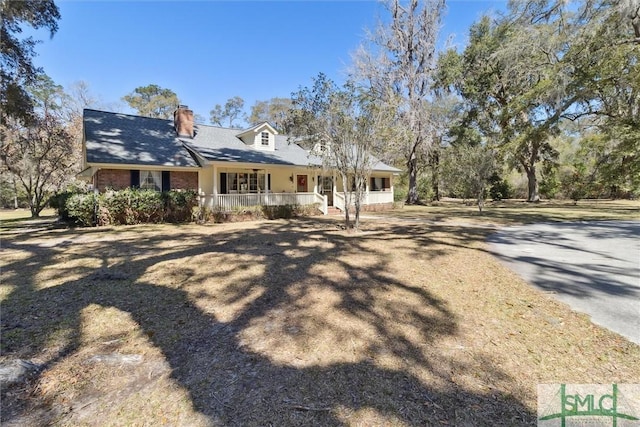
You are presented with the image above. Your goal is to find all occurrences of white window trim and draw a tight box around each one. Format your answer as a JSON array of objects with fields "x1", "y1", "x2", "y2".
[
  {"x1": 227, "y1": 172, "x2": 267, "y2": 193},
  {"x1": 260, "y1": 131, "x2": 270, "y2": 146}
]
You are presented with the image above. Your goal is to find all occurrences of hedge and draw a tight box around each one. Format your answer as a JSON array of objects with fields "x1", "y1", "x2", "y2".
[{"x1": 53, "y1": 188, "x2": 198, "y2": 226}]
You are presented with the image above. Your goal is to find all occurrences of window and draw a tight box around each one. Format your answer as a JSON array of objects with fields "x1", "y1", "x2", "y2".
[
  {"x1": 372, "y1": 177, "x2": 382, "y2": 191},
  {"x1": 140, "y1": 170, "x2": 161, "y2": 191},
  {"x1": 228, "y1": 173, "x2": 238, "y2": 192},
  {"x1": 261, "y1": 132, "x2": 269, "y2": 146},
  {"x1": 227, "y1": 172, "x2": 267, "y2": 193},
  {"x1": 370, "y1": 177, "x2": 390, "y2": 191}
]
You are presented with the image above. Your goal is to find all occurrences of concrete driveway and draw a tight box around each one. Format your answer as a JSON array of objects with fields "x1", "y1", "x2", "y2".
[{"x1": 488, "y1": 221, "x2": 640, "y2": 344}]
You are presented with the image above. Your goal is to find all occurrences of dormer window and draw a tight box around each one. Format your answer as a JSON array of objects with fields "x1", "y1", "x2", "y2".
[{"x1": 236, "y1": 122, "x2": 277, "y2": 151}]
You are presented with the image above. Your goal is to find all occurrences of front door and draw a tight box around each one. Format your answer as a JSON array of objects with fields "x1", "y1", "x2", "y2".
[
  {"x1": 297, "y1": 175, "x2": 308, "y2": 192},
  {"x1": 321, "y1": 176, "x2": 333, "y2": 205}
]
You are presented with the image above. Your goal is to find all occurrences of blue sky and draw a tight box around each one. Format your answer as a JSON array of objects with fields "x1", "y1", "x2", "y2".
[{"x1": 29, "y1": 0, "x2": 505, "y2": 124}]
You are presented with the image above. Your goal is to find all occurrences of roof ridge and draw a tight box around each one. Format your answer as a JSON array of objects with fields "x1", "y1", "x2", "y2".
[{"x1": 83, "y1": 108, "x2": 172, "y2": 122}]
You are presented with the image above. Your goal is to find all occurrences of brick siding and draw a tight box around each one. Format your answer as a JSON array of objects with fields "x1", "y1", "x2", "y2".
[
  {"x1": 95, "y1": 169, "x2": 197, "y2": 191},
  {"x1": 95, "y1": 169, "x2": 130, "y2": 191},
  {"x1": 170, "y1": 171, "x2": 198, "y2": 190}
]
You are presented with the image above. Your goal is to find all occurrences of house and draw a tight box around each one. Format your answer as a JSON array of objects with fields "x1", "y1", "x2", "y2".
[{"x1": 79, "y1": 106, "x2": 400, "y2": 215}]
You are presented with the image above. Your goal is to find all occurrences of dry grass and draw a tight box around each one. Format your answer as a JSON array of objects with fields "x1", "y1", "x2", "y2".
[
  {"x1": 1, "y1": 205, "x2": 639, "y2": 426},
  {"x1": 370, "y1": 199, "x2": 640, "y2": 226}
]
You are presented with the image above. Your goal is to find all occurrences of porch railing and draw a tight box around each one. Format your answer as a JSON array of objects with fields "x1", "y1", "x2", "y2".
[
  {"x1": 334, "y1": 191, "x2": 394, "y2": 211},
  {"x1": 334, "y1": 191, "x2": 346, "y2": 212},
  {"x1": 366, "y1": 191, "x2": 394, "y2": 205},
  {"x1": 314, "y1": 193, "x2": 328, "y2": 215},
  {"x1": 201, "y1": 192, "x2": 327, "y2": 214}
]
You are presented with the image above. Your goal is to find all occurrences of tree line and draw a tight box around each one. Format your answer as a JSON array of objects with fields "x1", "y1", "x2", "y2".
[
  {"x1": 2, "y1": 0, "x2": 638, "y2": 225},
  {"x1": 122, "y1": 85, "x2": 294, "y2": 133}
]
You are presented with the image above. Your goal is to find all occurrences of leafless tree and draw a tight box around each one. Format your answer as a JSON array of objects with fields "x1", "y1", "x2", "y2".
[
  {"x1": 353, "y1": 0, "x2": 446, "y2": 204},
  {"x1": 1, "y1": 113, "x2": 74, "y2": 217},
  {"x1": 290, "y1": 75, "x2": 392, "y2": 230},
  {"x1": 0, "y1": 77, "x2": 96, "y2": 216}
]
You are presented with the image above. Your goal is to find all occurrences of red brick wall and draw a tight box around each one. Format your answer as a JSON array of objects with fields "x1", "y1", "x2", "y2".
[
  {"x1": 170, "y1": 171, "x2": 198, "y2": 190},
  {"x1": 95, "y1": 169, "x2": 198, "y2": 191},
  {"x1": 95, "y1": 169, "x2": 130, "y2": 191}
]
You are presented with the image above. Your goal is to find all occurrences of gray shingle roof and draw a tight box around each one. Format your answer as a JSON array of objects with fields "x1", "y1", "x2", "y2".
[
  {"x1": 184, "y1": 125, "x2": 323, "y2": 166},
  {"x1": 83, "y1": 109, "x2": 401, "y2": 172},
  {"x1": 84, "y1": 109, "x2": 201, "y2": 167}
]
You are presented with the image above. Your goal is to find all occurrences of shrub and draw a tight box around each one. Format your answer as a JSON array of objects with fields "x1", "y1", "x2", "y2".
[
  {"x1": 417, "y1": 175, "x2": 434, "y2": 202},
  {"x1": 66, "y1": 193, "x2": 97, "y2": 226},
  {"x1": 488, "y1": 173, "x2": 513, "y2": 201},
  {"x1": 163, "y1": 190, "x2": 198, "y2": 223},
  {"x1": 50, "y1": 181, "x2": 91, "y2": 219},
  {"x1": 49, "y1": 191, "x2": 74, "y2": 219},
  {"x1": 99, "y1": 189, "x2": 133, "y2": 225},
  {"x1": 210, "y1": 206, "x2": 231, "y2": 223},
  {"x1": 295, "y1": 203, "x2": 322, "y2": 216},
  {"x1": 131, "y1": 189, "x2": 164, "y2": 223},
  {"x1": 230, "y1": 205, "x2": 264, "y2": 221},
  {"x1": 262, "y1": 204, "x2": 295, "y2": 219},
  {"x1": 99, "y1": 188, "x2": 165, "y2": 225},
  {"x1": 59, "y1": 187, "x2": 322, "y2": 227},
  {"x1": 394, "y1": 186, "x2": 407, "y2": 202},
  {"x1": 560, "y1": 165, "x2": 592, "y2": 204}
]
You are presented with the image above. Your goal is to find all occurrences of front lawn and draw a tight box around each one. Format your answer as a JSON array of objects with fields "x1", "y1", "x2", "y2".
[
  {"x1": 1, "y1": 210, "x2": 638, "y2": 425},
  {"x1": 371, "y1": 199, "x2": 640, "y2": 225}
]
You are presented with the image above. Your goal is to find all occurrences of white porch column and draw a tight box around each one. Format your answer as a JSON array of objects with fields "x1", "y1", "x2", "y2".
[
  {"x1": 212, "y1": 164, "x2": 218, "y2": 208},
  {"x1": 365, "y1": 179, "x2": 370, "y2": 205},
  {"x1": 390, "y1": 174, "x2": 394, "y2": 202}
]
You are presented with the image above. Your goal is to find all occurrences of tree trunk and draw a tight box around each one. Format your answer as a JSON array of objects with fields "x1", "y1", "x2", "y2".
[
  {"x1": 430, "y1": 148, "x2": 440, "y2": 201},
  {"x1": 477, "y1": 189, "x2": 484, "y2": 213},
  {"x1": 341, "y1": 173, "x2": 351, "y2": 229},
  {"x1": 11, "y1": 176, "x2": 18, "y2": 209},
  {"x1": 525, "y1": 165, "x2": 540, "y2": 202},
  {"x1": 406, "y1": 157, "x2": 419, "y2": 204}
]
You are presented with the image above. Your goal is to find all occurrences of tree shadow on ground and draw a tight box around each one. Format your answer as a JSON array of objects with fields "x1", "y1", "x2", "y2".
[{"x1": 1, "y1": 218, "x2": 535, "y2": 425}]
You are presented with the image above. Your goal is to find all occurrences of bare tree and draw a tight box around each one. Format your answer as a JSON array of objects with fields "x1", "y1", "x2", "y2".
[
  {"x1": 353, "y1": 0, "x2": 445, "y2": 204},
  {"x1": 290, "y1": 75, "x2": 390, "y2": 230},
  {"x1": 62, "y1": 80, "x2": 102, "y2": 175},
  {"x1": 1, "y1": 113, "x2": 73, "y2": 217},
  {"x1": 0, "y1": 75, "x2": 90, "y2": 216}
]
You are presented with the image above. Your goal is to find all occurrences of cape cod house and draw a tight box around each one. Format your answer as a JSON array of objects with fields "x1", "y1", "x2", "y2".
[{"x1": 79, "y1": 106, "x2": 400, "y2": 215}]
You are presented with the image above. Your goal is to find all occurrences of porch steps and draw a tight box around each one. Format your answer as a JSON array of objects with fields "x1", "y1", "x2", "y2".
[{"x1": 326, "y1": 207, "x2": 343, "y2": 216}]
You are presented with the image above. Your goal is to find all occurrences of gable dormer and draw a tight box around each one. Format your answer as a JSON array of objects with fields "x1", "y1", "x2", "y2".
[{"x1": 236, "y1": 122, "x2": 278, "y2": 152}]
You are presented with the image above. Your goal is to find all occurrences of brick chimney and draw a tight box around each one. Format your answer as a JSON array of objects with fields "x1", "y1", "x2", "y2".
[{"x1": 174, "y1": 105, "x2": 194, "y2": 138}]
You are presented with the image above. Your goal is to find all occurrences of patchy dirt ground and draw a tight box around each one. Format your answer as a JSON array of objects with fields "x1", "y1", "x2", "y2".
[{"x1": 1, "y1": 214, "x2": 639, "y2": 426}]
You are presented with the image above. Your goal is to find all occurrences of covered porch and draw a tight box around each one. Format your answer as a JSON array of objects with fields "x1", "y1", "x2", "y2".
[{"x1": 198, "y1": 165, "x2": 395, "y2": 215}]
